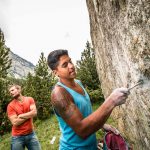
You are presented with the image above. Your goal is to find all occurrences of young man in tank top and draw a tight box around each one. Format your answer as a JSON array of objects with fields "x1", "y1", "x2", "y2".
[
  {"x1": 47, "y1": 49, "x2": 129, "y2": 150},
  {"x1": 7, "y1": 85, "x2": 41, "y2": 150}
]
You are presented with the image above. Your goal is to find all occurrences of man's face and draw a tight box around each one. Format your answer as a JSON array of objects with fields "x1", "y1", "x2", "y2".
[
  {"x1": 54, "y1": 55, "x2": 76, "y2": 79},
  {"x1": 9, "y1": 86, "x2": 21, "y2": 99}
]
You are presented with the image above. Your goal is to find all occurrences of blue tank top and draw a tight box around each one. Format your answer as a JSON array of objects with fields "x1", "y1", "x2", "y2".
[{"x1": 55, "y1": 80, "x2": 97, "y2": 150}]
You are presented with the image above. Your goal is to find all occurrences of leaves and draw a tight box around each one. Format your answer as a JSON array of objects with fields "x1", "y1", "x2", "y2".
[
  {"x1": 76, "y1": 41, "x2": 104, "y2": 103},
  {"x1": 0, "y1": 29, "x2": 12, "y2": 135},
  {"x1": 76, "y1": 41, "x2": 100, "y2": 90},
  {"x1": 24, "y1": 52, "x2": 56, "y2": 119}
]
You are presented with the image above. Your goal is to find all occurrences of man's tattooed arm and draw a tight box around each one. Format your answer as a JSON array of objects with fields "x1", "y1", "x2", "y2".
[
  {"x1": 50, "y1": 85, "x2": 119, "y2": 139},
  {"x1": 51, "y1": 86, "x2": 77, "y2": 120}
]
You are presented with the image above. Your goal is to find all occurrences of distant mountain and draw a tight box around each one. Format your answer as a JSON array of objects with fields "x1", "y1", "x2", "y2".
[{"x1": 8, "y1": 51, "x2": 35, "y2": 79}]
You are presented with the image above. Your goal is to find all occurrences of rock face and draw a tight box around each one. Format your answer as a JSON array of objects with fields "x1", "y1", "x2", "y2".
[
  {"x1": 86, "y1": 0, "x2": 150, "y2": 149},
  {"x1": 8, "y1": 51, "x2": 35, "y2": 79}
]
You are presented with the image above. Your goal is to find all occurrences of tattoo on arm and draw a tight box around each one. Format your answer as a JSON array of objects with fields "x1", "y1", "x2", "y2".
[{"x1": 51, "y1": 89, "x2": 76, "y2": 119}]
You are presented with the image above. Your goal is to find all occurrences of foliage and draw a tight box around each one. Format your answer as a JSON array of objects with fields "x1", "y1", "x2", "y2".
[
  {"x1": 0, "y1": 29, "x2": 12, "y2": 135},
  {"x1": 76, "y1": 41, "x2": 100, "y2": 90},
  {"x1": 76, "y1": 41, "x2": 104, "y2": 103},
  {"x1": 23, "y1": 52, "x2": 56, "y2": 119},
  {"x1": 86, "y1": 87, "x2": 104, "y2": 104},
  {"x1": 7, "y1": 76, "x2": 25, "y2": 87},
  {"x1": 23, "y1": 72, "x2": 35, "y2": 97}
]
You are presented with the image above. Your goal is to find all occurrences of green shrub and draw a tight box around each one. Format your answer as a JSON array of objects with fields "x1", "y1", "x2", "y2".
[
  {"x1": 0, "y1": 112, "x2": 11, "y2": 136},
  {"x1": 86, "y1": 88, "x2": 104, "y2": 104}
]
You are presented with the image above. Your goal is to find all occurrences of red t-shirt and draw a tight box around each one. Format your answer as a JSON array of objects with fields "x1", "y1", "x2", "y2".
[{"x1": 7, "y1": 96, "x2": 35, "y2": 136}]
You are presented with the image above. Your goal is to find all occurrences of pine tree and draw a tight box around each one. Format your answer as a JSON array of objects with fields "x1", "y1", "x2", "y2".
[
  {"x1": 23, "y1": 72, "x2": 35, "y2": 97},
  {"x1": 24, "y1": 52, "x2": 54, "y2": 119},
  {"x1": 76, "y1": 41, "x2": 104, "y2": 103},
  {"x1": 0, "y1": 29, "x2": 11, "y2": 106},
  {"x1": 76, "y1": 41, "x2": 100, "y2": 90},
  {"x1": 0, "y1": 29, "x2": 12, "y2": 135},
  {"x1": 0, "y1": 29, "x2": 11, "y2": 78}
]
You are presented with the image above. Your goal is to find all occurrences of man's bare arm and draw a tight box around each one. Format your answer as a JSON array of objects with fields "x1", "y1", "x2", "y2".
[
  {"x1": 18, "y1": 104, "x2": 37, "y2": 119},
  {"x1": 51, "y1": 86, "x2": 119, "y2": 139},
  {"x1": 8, "y1": 103, "x2": 37, "y2": 126},
  {"x1": 9, "y1": 114, "x2": 28, "y2": 126},
  {"x1": 51, "y1": 87, "x2": 78, "y2": 119}
]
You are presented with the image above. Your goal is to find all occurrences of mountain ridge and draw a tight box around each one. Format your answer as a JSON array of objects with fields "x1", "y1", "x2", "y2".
[{"x1": 8, "y1": 50, "x2": 35, "y2": 79}]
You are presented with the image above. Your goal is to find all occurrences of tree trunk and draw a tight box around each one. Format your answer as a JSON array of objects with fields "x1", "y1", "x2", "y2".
[{"x1": 86, "y1": 0, "x2": 150, "y2": 149}]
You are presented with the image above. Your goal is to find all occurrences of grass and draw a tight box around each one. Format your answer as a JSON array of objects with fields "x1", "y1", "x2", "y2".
[
  {"x1": 34, "y1": 116, "x2": 60, "y2": 150},
  {"x1": 0, "y1": 132, "x2": 10, "y2": 150},
  {"x1": 0, "y1": 103, "x2": 116, "y2": 150}
]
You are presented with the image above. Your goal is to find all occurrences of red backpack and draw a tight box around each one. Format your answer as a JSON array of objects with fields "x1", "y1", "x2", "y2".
[{"x1": 102, "y1": 131, "x2": 132, "y2": 150}]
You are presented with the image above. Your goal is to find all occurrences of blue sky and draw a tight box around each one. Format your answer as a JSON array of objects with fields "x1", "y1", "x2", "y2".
[{"x1": 0, "y1": 0, "x2": 91, "y2": 65}]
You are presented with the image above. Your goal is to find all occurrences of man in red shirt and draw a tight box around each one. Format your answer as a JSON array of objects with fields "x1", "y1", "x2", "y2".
[{"x1": 7, "y1": 84, "x2": 41, "y2": 150}]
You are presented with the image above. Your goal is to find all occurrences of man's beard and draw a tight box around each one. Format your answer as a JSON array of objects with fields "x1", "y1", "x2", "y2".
[{"x1": 13, "y1": 94, "x2": 20, "y2": 99}]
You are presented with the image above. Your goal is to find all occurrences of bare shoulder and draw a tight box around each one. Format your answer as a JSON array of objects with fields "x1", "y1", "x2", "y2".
[
  {"x1": 51, "y1": 85, "x2": 76, "y2": 119},
  {"x1": 51, "y1": 85, "x2": 72, "y2": 100},
  {"x1": 51, "y1": 85, "x2": 74, "y2": 107}
]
